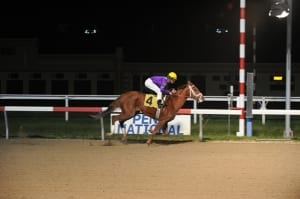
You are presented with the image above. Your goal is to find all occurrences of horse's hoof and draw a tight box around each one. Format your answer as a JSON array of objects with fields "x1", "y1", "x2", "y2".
[
  {"x1": 103, "y1": 140, "x2": 113, "y2": 146},
  {"x1": 106, "y1": 132, "x2": 113, "y2": 136},
  {"x1": 146, "y1": 140, "x2": 152, "y2": 145},
  {"x1": 121, "y1": 137, "x2": 128, "y2": 144},
  {"x1": 122, "y1": 141, "x2": 128, "y2": 145}
]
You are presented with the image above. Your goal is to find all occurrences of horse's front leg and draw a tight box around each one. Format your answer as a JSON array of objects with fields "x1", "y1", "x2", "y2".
[
  {"x1": 161, "y1": 122, "x2": 168, "y2": 136},
  {"x1": 146, "y1": 121, "x2": 166, "y2": 145}
]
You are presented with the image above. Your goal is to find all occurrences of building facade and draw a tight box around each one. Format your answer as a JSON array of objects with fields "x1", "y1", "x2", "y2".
[{"x1": 0, "y1": 38, "x2": 299, "y2": 97}]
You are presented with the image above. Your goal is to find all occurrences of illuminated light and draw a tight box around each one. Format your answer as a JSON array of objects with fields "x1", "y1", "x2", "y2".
[
  {"x1": 216, "y1": 28, "x2": 229, "y2": 34},
  {"x1": 273, "y1": 76, "x2": 283, "y2": 81},
  {"x1": 276, "y1": 10, "x2": 290, "y2": 18},
  {"x1": 269, "y1": 0, "x2": 290, "y2": 19},
  {"x1": 84, "y1": 29, "x2": 97, "y2": 34}
]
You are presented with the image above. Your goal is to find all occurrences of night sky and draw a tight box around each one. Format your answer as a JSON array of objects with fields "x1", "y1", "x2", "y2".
[{"x1": 0, "y1": 0, "x2": 299, "y2": 63}]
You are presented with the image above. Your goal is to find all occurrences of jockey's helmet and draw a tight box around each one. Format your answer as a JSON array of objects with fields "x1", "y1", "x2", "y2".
[{"x1": 168, "y1": 72, "x2": 177, "y2": 80}]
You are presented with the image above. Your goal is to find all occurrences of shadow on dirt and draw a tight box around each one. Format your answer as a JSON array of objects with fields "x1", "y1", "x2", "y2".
[{"x1": 102, "y1": 137, "x2": 194, "y2": 146}]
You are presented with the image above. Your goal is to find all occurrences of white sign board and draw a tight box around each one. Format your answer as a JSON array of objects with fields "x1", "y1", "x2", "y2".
[{"x1": 110, "y1": 114, "x2": 191, "y2": 135}]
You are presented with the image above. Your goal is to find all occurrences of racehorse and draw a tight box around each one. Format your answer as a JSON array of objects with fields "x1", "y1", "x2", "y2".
[{"x1": 90, "y1": 81, "x2": 204, "y2": 145}]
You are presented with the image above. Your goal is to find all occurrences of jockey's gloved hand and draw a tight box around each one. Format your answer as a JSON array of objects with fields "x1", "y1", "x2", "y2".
[{"x1": 169, "y1": 89, "x2": 176, "y2": 95}]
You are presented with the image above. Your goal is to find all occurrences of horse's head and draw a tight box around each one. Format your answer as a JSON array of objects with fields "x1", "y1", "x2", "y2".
[{"x1": 186, "y1": 81, "x2": 205, "y2": 103}]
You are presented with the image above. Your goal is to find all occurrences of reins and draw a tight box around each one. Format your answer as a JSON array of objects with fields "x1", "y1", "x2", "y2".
[{"x1": 171, "y1": 84, "x2": 202, "y2": 100}]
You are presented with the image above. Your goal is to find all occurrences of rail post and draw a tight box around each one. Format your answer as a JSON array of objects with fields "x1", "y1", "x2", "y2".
[
  {"x1": 199, "y1": 114, "x2": 203, "y2": 141},
  {"x1": 246, "y1": 72, "x2": 254, "y2": 137},
  {"x1": 100, "y1": 117, "x2": 105, "y2": 141},
  {"x1": 65, "y1": 96, "x2": 69, "y2": 122},
  {"x1": 193, "y1": 100, "x2": 197, "y2": 124},
  {"x1": 227, "y1": 85, "x2": 234, "y2": 135},
  {"x1": 261, "y1": 97, "x2": 266, "y2": 125},
  {"x1": 4, "y1": 111, "x2": 9, "y2": 139}
]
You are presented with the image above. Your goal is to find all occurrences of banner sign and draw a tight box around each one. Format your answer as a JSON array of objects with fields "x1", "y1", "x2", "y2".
[{"x1": 110, "y1": 114, "x2": 191, "y2": 135}]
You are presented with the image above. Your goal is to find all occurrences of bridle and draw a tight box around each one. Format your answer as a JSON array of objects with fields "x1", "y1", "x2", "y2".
[
  {"x1": 171, "y1": 83, "x2": 204, "y2": 102},
  {"x1": 188, "y1": 84, "x2": 204, "y2": 102}
]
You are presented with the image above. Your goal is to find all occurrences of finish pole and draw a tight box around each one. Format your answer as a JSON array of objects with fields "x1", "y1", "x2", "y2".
[{"x1": 237, "y1": 0, "x2": 246, "y2": 136}]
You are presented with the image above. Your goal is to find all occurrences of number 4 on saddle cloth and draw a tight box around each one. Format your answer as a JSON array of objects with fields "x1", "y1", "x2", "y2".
[
  {"x1": 144, "y1": 94, "x2": 166, "y2": 119},
  {"x1": 144, "y1": 94, "x2": 166, "y2": 109}
]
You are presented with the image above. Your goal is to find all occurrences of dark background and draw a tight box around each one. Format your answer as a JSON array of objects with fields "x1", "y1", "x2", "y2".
[{"x1": 0, "y1": 0, "x2": 299, "y2": 63}]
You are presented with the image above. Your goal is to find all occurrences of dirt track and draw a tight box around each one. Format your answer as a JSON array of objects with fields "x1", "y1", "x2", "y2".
[{"x1": 0, "y1": 139, "x2": 300, "y2": 199}]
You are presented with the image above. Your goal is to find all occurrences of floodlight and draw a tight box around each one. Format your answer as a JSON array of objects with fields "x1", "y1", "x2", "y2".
[{"x1": 269, "y1": 0, "x2": 290, "y2": 18}]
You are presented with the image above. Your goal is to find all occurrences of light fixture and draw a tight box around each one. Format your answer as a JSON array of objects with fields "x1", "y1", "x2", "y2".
[
  {"x1": 268, "y1": 0, "x2": 293, "y2": 138},
  {"x1": 268, "y1": 0, "x2": 290, "y2": 18},
  {"x1": 273, "y1": 75, "x2": 283, "y2": 81}
]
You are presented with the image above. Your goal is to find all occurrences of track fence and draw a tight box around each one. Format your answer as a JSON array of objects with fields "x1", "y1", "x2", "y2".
[{"x1": 1, "y1": 106, "x2": 300, "y2": 141}]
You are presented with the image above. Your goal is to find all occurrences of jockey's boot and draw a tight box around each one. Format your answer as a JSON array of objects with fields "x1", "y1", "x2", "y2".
[{"x1": 157, "y1": 99, "x2": 163, "y2": 108}]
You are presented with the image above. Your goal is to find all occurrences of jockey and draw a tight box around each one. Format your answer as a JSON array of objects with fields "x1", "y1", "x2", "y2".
[{"x1": 144, "y1": 72, "x2": 177, "y2": 108}]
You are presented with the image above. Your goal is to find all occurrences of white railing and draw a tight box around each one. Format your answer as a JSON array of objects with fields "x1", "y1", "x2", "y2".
[
  {"x1": 1, "y1": 94, "x2": 300, "y2": 123},
  {"x1": 1, "y1": 106, "x2": 300, "y2": 141},
  {"x1": 1, "y1": 94, "x2": 300, "y2": 141},
  {"x1": 1, "y1": 94, "x2": 300, "y2": 100},
  {"x1": 1, "y1": 106, "x2": 106, "y2": 141},
  {"x1": 1, "y1": 94, "x2": 300, "y2": 104}
]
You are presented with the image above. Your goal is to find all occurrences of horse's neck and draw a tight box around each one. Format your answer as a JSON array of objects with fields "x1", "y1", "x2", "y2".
[
  {"x1": 177, "y1": 87, "x2": 189, "y2": 98},
  {"x1": 170, "y1": 87, "x2": 189, "y2": 109}
]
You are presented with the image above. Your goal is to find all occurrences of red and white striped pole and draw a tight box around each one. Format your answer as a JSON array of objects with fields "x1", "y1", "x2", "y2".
[{"x1": 237, "y1": 0, "x2": 246, "y2": 136}]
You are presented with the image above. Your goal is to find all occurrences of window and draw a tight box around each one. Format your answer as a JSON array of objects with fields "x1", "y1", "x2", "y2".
[
  {"x1": 55, "y1": 73, "x2": 65, "y2": 79},
  {"x1": 77, "y1": 73, "x2": 87, "y2": 79},
  {"x1": 51, "y1": 80, "x2": 68, "y2": 94},
  {"x1": 97, "y1": 80, "x2": 114, "y2": 94},
  {"x1": 212, "y1": 75, "x2": 220, "y2": 81},
  {"x1": 9, "y1": 73, "x2": 19, "y2": 79},
  {"x1": 6, "y1": 80, "x2": 23, "y2": 94},
  {"x1": 98, "y1": 73, "x2": 111, "y2": 79},
  {"x1": 0, "y1": 48, "x2": 16, "y2": 55},
  {"x1": 224, "y1": 75, "x2": 231, "y2": 81},
  {"x1": 74, "y1": 80, "x2": 91, "y2": 94},
  {"x1": 29, "y1": 80, "x2": 46, "y2": 94},
  {"x1": 30, "y1": 73, "x2": 42, "y2": 79}
]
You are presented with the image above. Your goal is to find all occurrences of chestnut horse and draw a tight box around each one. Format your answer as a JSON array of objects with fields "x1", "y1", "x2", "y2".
[{"x1": 90, "y1": 81, "x2": 204, "y2": 145}]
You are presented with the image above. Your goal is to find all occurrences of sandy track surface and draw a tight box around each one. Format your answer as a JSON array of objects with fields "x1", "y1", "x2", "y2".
[{"x1": 1, "y1": 139, "x2": 300, "y2": 199}]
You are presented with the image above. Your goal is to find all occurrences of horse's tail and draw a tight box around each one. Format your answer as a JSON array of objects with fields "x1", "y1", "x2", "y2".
[{"x1": 89, "y1": 101, "x2": 119, "y2": 120}]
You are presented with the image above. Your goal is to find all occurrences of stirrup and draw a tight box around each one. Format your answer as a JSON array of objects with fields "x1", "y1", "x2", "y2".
[{"x1": 157, "y1": 100, "x2": 163, "y2": 108}]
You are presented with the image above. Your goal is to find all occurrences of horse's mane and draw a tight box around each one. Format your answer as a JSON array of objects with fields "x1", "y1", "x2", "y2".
[
  {"x1": 176, "y1": 84, "x2": 186, "y2": 90},
  {"x1": 176, "y1": 81, "x2": 191, "y2": 90}
]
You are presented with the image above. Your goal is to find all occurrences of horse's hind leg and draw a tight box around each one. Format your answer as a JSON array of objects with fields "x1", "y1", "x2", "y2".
[
  {"x1": 112, "y1": 113, "x2": 135, "y2": 144},
  {"x1": 119, "y1": 121, "x2": 128, "y2": 144}
]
